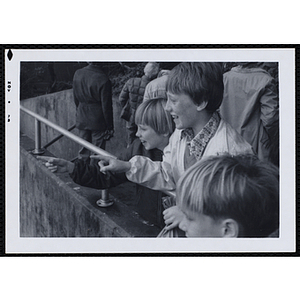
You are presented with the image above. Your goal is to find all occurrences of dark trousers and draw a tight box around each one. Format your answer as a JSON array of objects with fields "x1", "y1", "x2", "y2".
[{"x1": 78, "y1": 129, "x2": 106, "y2": 160}]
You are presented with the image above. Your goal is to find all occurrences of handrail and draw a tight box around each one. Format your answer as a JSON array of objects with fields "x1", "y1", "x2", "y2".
[
  {"x1": 20, "y1": 105, "x2": 117, "y2": 159},
  {"x1": 43, "y1": 124, "x2": 76, "y2": 149},
  {"x1": 20, "y1": 105, "x2": 176, "y2": 199}
]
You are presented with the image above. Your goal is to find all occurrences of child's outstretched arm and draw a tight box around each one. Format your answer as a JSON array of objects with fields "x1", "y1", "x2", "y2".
[
  {"x1": 92, "y1": 130, "x2": 177, "y2": 193},
  {"x1": 90, "y1": 155, "x2": 131, "y2": 174},
  {"x1": 37, "y1": 156, "x2": 75, "y2": 173},
  {"x1": 37, "y1": 155, "x2": 128, "y2": 190}
]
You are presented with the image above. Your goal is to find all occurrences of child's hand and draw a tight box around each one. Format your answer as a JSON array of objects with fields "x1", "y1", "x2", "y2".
[
  {"x1": 90, "y1": 155, "x2": 131, "y2": 174},
  {"x1": 37, "y1": 156, "x2": 74, "y2": 173},
  {"x1": 163, "y1": 206, "x2": 185, "y2": 230}
]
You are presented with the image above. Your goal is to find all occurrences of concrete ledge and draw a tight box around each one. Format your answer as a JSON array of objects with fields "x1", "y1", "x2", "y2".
[{"x1": 20, "y1": 134, "x2": 161, "y2": 237}]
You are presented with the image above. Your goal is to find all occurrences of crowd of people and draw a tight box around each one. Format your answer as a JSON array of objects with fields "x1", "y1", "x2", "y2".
[{"x1": 38, "y1": 61, "x2": 280, "y2": 238}]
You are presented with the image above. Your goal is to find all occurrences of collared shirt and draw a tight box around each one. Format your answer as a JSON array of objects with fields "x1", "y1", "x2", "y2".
[{"x1": 181, "y1": 111, "x2": 221, "y2": 161}]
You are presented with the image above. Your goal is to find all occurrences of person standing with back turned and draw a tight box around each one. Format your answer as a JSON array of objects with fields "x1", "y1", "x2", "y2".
[
  {"x1": 73, "y1": 62, "x2": 114, "y2": 161},
  {"x1": 220, "y1": 63, "x2": 279, "y2": 165}
]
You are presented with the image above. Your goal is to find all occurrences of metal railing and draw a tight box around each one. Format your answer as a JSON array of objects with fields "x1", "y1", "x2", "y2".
[
  {"x1": 20, "y1": 105, "x2": 117, "y2": 159},
  {"x1": 20, "y1": 105, "x2": 117, "y2": 207},
  {"x1": 43, "y1": 124, "x2": 76, "y2": 150},
  {"x1": 20, "y1": 105, "x2": 176, "y2": 206}
]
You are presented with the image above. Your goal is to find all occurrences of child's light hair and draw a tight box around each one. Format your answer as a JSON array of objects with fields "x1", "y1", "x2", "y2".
[
  {"x1": 177, "y1": 154, "x2": 279, "y2": 237},
  {"x1": 166, "y1": 62, "x2": 224, "y2": 112},
  {"x1": 135, "y1": 98, "x2": 175, "y2": 136}
]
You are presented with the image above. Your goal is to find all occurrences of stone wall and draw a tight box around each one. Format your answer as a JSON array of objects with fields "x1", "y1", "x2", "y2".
[{"x1": 20, "y1": 135, "x2": 160, "y2": 237}]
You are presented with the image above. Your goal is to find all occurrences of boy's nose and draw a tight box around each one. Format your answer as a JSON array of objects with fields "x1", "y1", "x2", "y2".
[
  {"x1": 136, "y1": 129, "x2": 141, "y2": 138},
  {"x1": 165, "y1": 99, "x2": 171, "y2": 112}
]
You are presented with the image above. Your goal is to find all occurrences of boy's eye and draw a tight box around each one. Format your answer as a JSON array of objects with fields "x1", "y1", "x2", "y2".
[{"x1": 167, "y1": 96, "x2": 176, "y2": 103}]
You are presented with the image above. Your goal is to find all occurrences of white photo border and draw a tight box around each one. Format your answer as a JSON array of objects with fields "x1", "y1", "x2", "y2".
[{"x1": 5, "y1": 46, "x2": 296, "y2": 254}]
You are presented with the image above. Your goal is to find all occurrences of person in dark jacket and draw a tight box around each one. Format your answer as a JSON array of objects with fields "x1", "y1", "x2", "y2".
[
  {"x1": 37, "y1": 98, "x2": 174, "y2": 230},
  {"x1": 119, "y1": 62, "x2": 160, "y2": 146},
  {"x1": 73, "y1": 62, "x2": 114, "y2": 160}
]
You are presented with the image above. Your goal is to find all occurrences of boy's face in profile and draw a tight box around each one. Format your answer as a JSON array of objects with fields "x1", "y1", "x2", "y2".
[
  {"x1": 178, "y1": 208, "x2": 224, "y2": 237},
  {"x1": 165, "y1": 92, "x2": 199, "y2": 131},
  {"x1": 136, "y1": 124, "x2": 167, "y2": 151}
]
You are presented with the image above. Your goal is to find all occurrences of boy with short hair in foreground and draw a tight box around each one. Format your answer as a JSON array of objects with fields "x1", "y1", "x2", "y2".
[{"x1": 177, "y1": 154, "x2": 279, "y2": 237}]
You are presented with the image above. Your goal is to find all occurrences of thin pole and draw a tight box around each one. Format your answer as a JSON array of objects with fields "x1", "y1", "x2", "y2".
[
  {"x1": 31, "y1": 119, "x2": 45, "y2": 155},
  {"x1": 43, "y1": 124, "x2": 76, "y2": 149}
]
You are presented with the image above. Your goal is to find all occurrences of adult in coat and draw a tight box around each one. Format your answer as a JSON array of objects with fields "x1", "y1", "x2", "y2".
[
  {"x1": 73, "y1": 62, "x2": 114, "y2": 160},
  {"x1": 220, "y1": 63, "x2": 279, "y2": 165}
]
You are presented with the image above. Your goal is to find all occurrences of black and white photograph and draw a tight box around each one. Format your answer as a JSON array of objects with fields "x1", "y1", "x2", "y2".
[{"x1": 5, "y1": 47, "x2": 296, "y2": 254}]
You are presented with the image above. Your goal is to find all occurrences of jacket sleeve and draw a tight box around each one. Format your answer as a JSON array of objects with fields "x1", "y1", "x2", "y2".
[
  {"x1": 125, "y1": 138, "x2": 176, "y2": 192},
  {"x1": 119, "y1": 81, "x2": 130, "y2": 108},
  {"x1": 260, "y1": 78, "x2": 279, "y2": 139},
  {"x1": 100, "y1": 80, "x2": 114, "y2": 131},
  {"x1": 69, "y1": 159, "x2": 127, "y2": 189},
  {"x1": 74, "y1": 94, "x2": 79, "y2": 107}
]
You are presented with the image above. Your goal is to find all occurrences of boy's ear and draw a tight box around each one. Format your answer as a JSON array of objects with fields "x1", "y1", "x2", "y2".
[
  {"x1": 196, "y1": 101, "x2": 208, "y2": 111},
  {"x1": 221, "y1": 219, "x2": 239, "y2": 237}
]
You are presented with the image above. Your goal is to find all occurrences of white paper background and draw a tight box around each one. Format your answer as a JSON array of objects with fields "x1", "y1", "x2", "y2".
[{"x1": 2, "y1": 2, "x2": 299, "y2": 299}]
